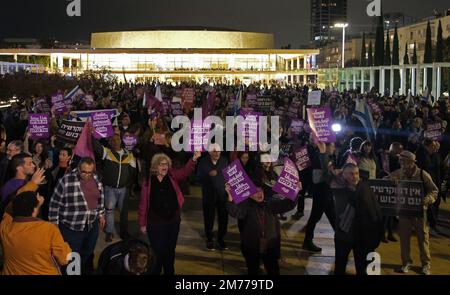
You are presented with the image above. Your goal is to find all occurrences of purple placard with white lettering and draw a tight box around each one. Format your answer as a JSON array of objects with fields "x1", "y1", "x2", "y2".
[
  {"x1": 123, "y1": 135, "x2": 138, "y2": 150},
  {"x1": 51, "y1": 93, "x2": 67, "y2": 114},
  {"x1": 424, "y1": 122, "x2": 443, "y2": 141},
  {"x1": 239, "y1": 110, "x2": 261, "y2": 151},
  {"x1": 29, "y1": 114, "x2": 50, "y2": 140},
  {"x1": 91, "y1": 111, "x2": 115, "y2": 139},
  {"x1": 307, "y1": 107, "x2": 336, "y2": 143},
  {"x1": 222, "y1": 159, "x2": 258, "y2": 204},
  {"x1": 290, "y1": 119, "x2": 304, "y2": 136},
  {"x1": 272, "y1": 158, "x2": 300, "y2": 201},
  {"x1": 293, "y1": 146, "x2": 311, "y2": 171}
]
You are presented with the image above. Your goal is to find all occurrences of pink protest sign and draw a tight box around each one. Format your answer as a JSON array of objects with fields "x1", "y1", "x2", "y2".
[
  {"x1": 29, "y1": 114, "x2": 50, "y2": 140},
  {"x1": 272, "y1": 158, "x2": 300, "y2": 201},
  {"x1": 222, "y1": 159, "x2": 258, "y2": 204},
  {"x1": 307, "y1": 107, "x2": 336, "y2": 143}
]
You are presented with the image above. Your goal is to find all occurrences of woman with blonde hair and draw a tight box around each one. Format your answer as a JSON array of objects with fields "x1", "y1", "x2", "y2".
[{"x1": 138, "y1": 151, "x2": 201, "y2": 275}]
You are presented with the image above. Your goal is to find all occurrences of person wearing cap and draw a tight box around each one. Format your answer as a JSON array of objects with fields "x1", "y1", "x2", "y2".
[
  {"x1": 196, "y1": 143, "x2": 229, "y2": 251},
  {"x1": 388, "y1": 150, "x2": 438, "y2": 275},
  {"x1": 0, "y1": 191, "x2": 72, "y2": 275}
]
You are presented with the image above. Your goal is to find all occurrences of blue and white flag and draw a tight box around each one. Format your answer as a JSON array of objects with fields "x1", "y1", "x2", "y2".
[
  {"x1": 65, "y1": 85, "x2": 84, "y2": 102},
  {"x1": 353, "y1": 97, "x2": 377, "y2": 140}
]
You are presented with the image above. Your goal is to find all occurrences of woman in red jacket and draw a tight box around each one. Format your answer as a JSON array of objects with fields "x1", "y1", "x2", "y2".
[{"x1": 138, "y1": 151, "x2": 200, "y2": 275}]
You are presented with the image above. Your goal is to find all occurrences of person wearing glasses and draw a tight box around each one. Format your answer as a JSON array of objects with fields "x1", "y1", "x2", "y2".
[
  {"x1": 49, "y1": 157, "x2": 105, "y2": 275},
  {"x1": 138, "y1": 151, "x2": 200, "y2": 275}
]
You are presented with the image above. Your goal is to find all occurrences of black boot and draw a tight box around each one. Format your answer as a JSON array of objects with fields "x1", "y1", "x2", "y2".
[{"x1": 302, "y1": 240, "x2": 322, "y2": 253}]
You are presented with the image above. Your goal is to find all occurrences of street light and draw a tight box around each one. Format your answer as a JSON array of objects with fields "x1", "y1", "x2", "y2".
[{"x1": 334, "y1": 23, "x2": 349, "y2": 68}]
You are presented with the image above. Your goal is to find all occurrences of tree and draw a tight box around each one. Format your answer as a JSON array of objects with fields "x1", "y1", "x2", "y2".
[
  {"x1": 403, "y1": 43, "x2": 410, "y2": 65},
  {"x1": 392, "y1": 25, "x2": 400, "y2": 92},
  {"x1": 368, "y1": 41, "x2": 374, "y2": 66},
  {"x1": 424, "y1": 21, "x2": 432, "y2": 90},
  {"x1": 360, "y1": 32, "x2": 367, "y2": 66},
  {"x1": 424, "y1": 21, "x2": 433, "y2": 63},
  {"x1": 412, "y1": 42, "x2": 418, "y2": 64},
  {"x1": 374, "y1": 13, "x2": 384, "y2": 66},
  {"x1": 384, "y1": 29, "x2": 391, "y2": 65},
  {"x1": 435, "y1": 20, "x2": 443, "y2": 62}
]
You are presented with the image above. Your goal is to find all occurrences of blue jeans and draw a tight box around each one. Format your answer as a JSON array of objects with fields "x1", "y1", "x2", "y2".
[
  {"x1": 104, "y1": 186, "x2": 127, "y2": 234},
  {"x1": 59, "y1": 221, "x2": 99, "y2": 275}
]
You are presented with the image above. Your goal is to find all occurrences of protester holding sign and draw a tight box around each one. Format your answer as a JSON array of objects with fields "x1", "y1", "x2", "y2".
[
  {"x1": 196, "y1": 144, "x2": 229, "y2": 251},
  {"x1": 318, "y1": 142, "x2": 383, "y2": 275},
  {"x1": 387, "y1": 151, "x2": 438, "y2": 275},
  {"x1": 225, "y1": 176, "x2": 299, "y2": 275}
]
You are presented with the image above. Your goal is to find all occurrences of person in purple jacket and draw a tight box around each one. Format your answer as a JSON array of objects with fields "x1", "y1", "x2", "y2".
[{"x1": 138, "y1": 151, "x2": 201, "y2": 275}]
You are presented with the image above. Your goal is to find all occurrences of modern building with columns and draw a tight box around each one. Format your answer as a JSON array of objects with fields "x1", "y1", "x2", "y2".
[{"x1": 0, "y1": 28, "x2": 319, "y2": 84}]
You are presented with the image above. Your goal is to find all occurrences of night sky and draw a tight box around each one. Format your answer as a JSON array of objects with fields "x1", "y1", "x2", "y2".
[{"x1": 0, "y1": 0, "x2": 449, "y2": 47}]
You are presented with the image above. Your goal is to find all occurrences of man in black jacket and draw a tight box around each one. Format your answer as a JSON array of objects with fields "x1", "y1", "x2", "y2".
[
  {"x1": 196, "y1": 145, "x2": 229, "y2": 251},
  {"x1": 318, "y1": 142, "x2": 383, "y2": 275}
]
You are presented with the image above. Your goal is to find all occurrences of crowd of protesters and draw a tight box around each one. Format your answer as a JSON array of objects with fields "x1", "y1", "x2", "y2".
[{"x1": 0, "y1": 76, "x2": 449, "y2": 275}]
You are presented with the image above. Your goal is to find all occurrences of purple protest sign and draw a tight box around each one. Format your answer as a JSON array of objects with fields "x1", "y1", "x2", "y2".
[
  {"x1": 51, "y1": 93, "x2": 67, "y2": 114},
  {"x1": 222, "y1": 159, "x2": 258, "y2": 204},
  {"x1": 272, "y1": 158, "x2": 300, "y2": 201},
  {"x1": 307, "y1": 107, "x2": 336, "y2": 143},
  {"x1": 29, "y1": 114, "x2": 50, "y2": 140},
  {"x1": 123, "y1": 135, "x2": 138, "y2": 150},
  {"x1": 293, "y1": 146, "x2": 311, "y2": 171},
  {"x1": 188, "y1": 120, "x2": 210, "y2": 152},
  {"x1": 91, "y1": 111, "x2": 115, "y2": 139},
  {"x1": 424, "y1": 122, "x2": 443, "y2": 141},
  {"x1": 290, "y1": 119, "x2": 304, "y2": 136},
  {"x1": 239, "y1": 110, "x2": 261, "y2": 150}
]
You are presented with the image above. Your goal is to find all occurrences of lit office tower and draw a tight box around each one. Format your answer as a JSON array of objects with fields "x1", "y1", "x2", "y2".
[{"x1": 311, "y1": 0, "x2": 347, "y2": 44}]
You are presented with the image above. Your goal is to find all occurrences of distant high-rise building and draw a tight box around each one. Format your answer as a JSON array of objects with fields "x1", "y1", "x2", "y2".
[{"x1": 311, "y1": 0, "x2": 347, "y2": 45}]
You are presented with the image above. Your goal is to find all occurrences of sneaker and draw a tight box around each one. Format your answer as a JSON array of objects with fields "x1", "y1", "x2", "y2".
[
  {"x1": 421, "y1": 265, "x2": 431, "y2": 275},
  {"x1": 302, "y1": 241, "x2": 322, "y2": 253},
  {"x1": 217, "y1": 240, "x2": 228, "y2": 250},
  {"x1": 206, "y1": 240, "x2": 215, "y2": 251},
  {"x1": 105, "y1": 233, "x2": 114, "y2": 243},
  {"x1": 399, "y1": 262, "x2": 412, "y2": 273},
  {"x1": 292, "y1": 211, "x2": 304, "y2": 220}
]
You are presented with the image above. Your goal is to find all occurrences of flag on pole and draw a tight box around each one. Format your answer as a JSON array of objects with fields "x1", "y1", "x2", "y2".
[
  {"x1": 353, "y1": 97, "x2": 377, "y2": 140},
  {"x1": 65, "y1": 85, "x2": 84, "y2": 102},
  {"x1": 73, "y1": 120, "x2": 95, "y2": 164},
  {"x1": 155, "y1": 83, "x2": 163, "y2": 102}
]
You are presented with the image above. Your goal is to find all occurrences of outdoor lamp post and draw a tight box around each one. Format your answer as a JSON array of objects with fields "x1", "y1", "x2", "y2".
[{"x1": 334, "y1": 23, "x2": 349, "y2": 69}]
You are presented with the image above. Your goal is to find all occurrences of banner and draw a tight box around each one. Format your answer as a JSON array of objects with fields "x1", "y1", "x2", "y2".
[
  {"x1": 70, "y1": 109, "x2": 119, "y2": 125},
  {"x1": 91, "y1": 111, "x2": 115, "y2": 139},
  {"x1": 307, "y1": 90, "x2": 321, "y2": 105},
  {"x1": 293, "y1": 146, "x2": 311, "y2": 171},
  {"x1": 56, "y1": 120, "x2": 85, "y2": 144},
  {"x1": 424, "y1": 122, "x2": 442, "y2": 141},
  {"x1": 367, "y1": 179, "x2": 424, "y2": 217},
  {"x1": 256, "y1": 96, "x2": 272, "y2": 114},
  {"x1": 307, "y1": 107, "x2": 336, "y2": 143},
  {"x1": 29, "y1": 114, "x2": 50, "y2": 140},
  {"x1": 272, "y1": 158, "x2": 300, "y2": 201},
  {"x1": 51, "y1": 93, "x2": 67, "y2": 114},
  {"x1": 123, "y1": 134, "x2": 138, "y2": 150},
  {"x1": 222, "y1": 159, "x2": 258, "y2": 204}
]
